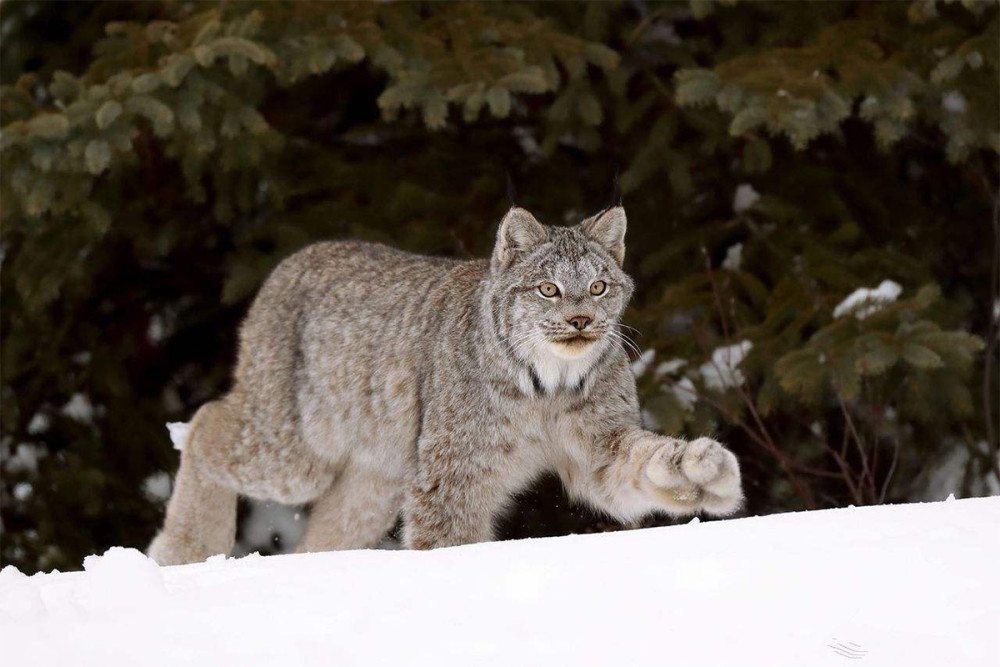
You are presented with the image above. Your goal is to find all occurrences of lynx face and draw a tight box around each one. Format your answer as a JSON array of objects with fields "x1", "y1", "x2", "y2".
[{"x1": 490, "y1": 206, "x2": 634, "y2": 381}]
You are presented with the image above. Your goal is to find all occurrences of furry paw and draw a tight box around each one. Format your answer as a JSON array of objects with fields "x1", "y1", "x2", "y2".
[
  {"x1": 147, "y1": 530, "x2": 221, "y2": 566},
  {"x1": 644, "y1": 437, "x2": 743, "y2": 516}
]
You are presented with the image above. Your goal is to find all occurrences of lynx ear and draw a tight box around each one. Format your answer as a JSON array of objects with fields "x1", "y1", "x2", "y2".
[
  {"x1": 492, "y1": 207, "x2": 547, "y2": 270},
  {"x1": 581, "y1": 206, "x2": 626, "y2": 265}
]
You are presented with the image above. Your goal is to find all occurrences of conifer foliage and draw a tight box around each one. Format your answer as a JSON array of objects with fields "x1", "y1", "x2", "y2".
[{"x1": 2, "y1": 1, "x2": 997, "y2": 573}]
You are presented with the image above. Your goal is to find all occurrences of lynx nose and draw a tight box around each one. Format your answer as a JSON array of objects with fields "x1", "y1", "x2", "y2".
[{"x1": 568, "y1": 315, "x2": 592, "y2": 331}]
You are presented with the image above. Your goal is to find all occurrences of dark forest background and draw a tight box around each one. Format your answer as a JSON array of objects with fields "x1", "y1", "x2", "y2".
[{"x1": 1, "y1": 0, "x2": 997, "y2": 574}]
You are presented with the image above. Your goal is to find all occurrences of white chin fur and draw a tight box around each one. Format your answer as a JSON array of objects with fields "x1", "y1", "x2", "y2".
[
  {"x1": 547, "y1": 340, "x2": 596, "y2": 359},
  {"x1": 523, "y1": 339, "x2": 603, "y2": 394}
]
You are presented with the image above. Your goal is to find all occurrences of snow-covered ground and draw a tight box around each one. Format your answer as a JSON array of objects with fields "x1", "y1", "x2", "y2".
[{"x1": 2, "y1": 497, "x2": 997, "y2": 666}]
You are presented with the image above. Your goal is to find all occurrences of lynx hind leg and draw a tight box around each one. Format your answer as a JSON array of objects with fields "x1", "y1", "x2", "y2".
[
  {"x1": 297, "y1": 465, "x2": 404, "y2": 553},
  {"x1": 148, "y1": 400, "x2": 239, "y2": 566},
  {"x1": 150, "y1": 394, "x2": 341, "y2": 565}
]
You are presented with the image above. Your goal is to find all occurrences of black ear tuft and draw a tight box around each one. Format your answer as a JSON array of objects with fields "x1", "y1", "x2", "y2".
[
  {"x1": 609, "y1": 166, "x2": 622, "y2": 208},
  {"x1": 506, "y1": 171, "x2": 519, "y2": 208}
]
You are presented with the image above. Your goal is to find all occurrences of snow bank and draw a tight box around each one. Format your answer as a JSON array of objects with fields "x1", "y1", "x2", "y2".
[{"x1": 1, "y1": 498, "x2": 997, "y2": 666}]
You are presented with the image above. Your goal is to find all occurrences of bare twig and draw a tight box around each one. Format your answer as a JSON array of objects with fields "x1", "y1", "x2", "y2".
[
  {"x1": 626, "y1": 6, "x2": 673, "y2": 45},
  {"x1": 828, "y1": 430, "x2": 863, "y2": 505},
  {"x1": 836, "y1": 392, "x2": 873, "y2": 504},
  {"x1": 703, "y1": 246, "x2": 732, "y2": 342},
  {"x1": 783, "y1": 413, "x2": 863, "y2": 490},
  {"x1": 879, "y1": 436, "x2": 900, "y2": 505},
  {"x1": 699, "y1": 258, "x2": 817, "y2": 509}
]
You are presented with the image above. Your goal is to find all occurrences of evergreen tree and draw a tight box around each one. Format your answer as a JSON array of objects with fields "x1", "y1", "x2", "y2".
[{"x1": 2, "y1": 1, "x2": 996, "y2": 573}]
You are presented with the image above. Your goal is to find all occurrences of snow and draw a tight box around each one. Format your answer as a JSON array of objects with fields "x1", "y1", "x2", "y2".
[
  {"x1": 721, "y1": 242, "x2": 742, "y2": 271},
  {"x1": 59, "y1": 393, "x2": 94, "y2": 423},
  {"x1": 832, "y1": 280, "x2": 902, "y2": 319},
  {"x1": 911, "y1": 440, "x2": 1000, "y2": 501},
  {"x1": 699, "y1": 340, "x2": 753, "y2": 390},
  {"x1": 78, "y1": 547, "x2": 168, "y2": 612},
  {"x1": 141, "y1": 472, "x2": 172, "y2": 503},
  {"x1": 4, "y1": 443, "x2": 46, "y2": 474},
  {"x1": 512, "y1": 126, "x2": 540, "y2": 157},
  {"x1": 234, "y1": 500, "x2": 306, "y2": 557},
  {"x1": 630, "y1": 348, "x2": 655, "y2": 376},
  {"x1": 732, "y1": 184, "x2": 760, "y2": 213},
  {"x1": 669, "y1": 376, "x2": 698, "y2": 411},
  {"x1": 654, "y1": 358, "x2": 686, "y2": 376},
  {"x1": 147, "y1": 315, "x2": 167, "y2": 344},
  {"x1": 26, "y1": 412, "x2": 50, "y2": 435},
  {"x1": 942, "y1": 91, "x2": 967, "y2": 114},
  {"x1": 1, "y1": 498, "x2": 997, "y2": 666},
  {"x1": 166, "y1": 421, "x2": 190, "y2": 451},
  {"x1": 644, "y1": 22, "x2": 681, "y2": 46}
]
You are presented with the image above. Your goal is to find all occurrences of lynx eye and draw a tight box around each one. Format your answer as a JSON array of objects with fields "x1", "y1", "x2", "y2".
[
  {"x1": 589, "y1": 280, "x2": 607, "y2": 296},
  {"x1": 538, "y1": 282, "x2": 560, "y2": 298}
]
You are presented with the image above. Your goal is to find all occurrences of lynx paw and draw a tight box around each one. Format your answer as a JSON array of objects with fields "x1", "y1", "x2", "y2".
[
  {"x1": 147, "y1": 530, "x2": 221, "y2": 566},
  {"x1": 644, "y1": 437, "x2": 743, "y2": 516}
]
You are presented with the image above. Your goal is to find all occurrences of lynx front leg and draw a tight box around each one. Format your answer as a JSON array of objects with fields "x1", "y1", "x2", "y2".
[
  {"x1": 401, "y1": 437, "x2": 511, "y2": 550},
  {"x1": 402, "y1": 478, "x2": 501, "y2": 550},
  {"x1": 560, "y1": 430, "x2": 742, "y2": 521}
]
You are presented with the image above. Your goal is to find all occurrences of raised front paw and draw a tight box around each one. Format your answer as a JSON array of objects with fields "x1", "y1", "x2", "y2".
[{"x1": 643, "y1": 437, "x2": 743, "y2": 516}]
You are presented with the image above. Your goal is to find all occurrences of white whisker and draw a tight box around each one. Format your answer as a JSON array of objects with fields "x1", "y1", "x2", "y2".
[
  {"x1": 612, "y1": 322, "x2": 642, "y2": 336},
  {"x1": 608, "y1": 330, "x2": 642, "y2": 358}
]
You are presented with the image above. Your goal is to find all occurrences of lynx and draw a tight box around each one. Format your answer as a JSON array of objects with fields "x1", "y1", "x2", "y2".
[{"x1": 148, "y1": 205, "x2": 743, "y2": 564}]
